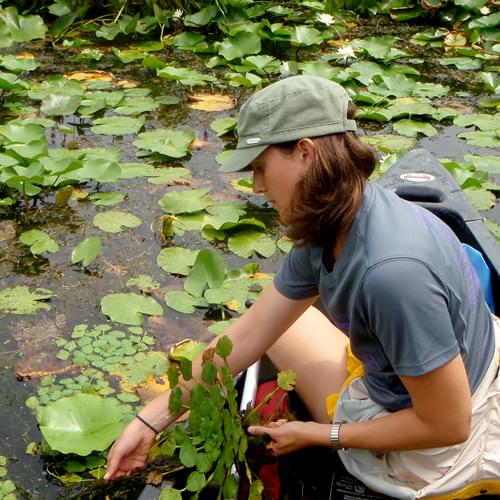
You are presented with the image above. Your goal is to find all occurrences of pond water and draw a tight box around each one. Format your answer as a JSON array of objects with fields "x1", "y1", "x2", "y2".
[{"x1": 0, "y1": 14, "x2": 498, "y2": 500}]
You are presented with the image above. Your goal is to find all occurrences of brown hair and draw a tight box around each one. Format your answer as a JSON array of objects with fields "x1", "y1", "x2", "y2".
[{"x1": 278, "y1": 103, "x2": 376, "y2": 247}]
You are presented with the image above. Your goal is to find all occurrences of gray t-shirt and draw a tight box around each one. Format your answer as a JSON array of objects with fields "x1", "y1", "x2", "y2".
[{"x1": 274, "y1": 183, "x2": 494, "y2": 411}]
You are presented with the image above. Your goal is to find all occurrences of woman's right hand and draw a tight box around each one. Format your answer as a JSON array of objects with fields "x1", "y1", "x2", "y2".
[{"x1": 104, "y1": 418, "x2": 157, "y2": 480}]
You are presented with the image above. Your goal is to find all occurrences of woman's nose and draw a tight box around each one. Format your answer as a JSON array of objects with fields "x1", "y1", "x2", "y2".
[{"x1": 252, "y1": 171, "x2": 265, "y2": 194}]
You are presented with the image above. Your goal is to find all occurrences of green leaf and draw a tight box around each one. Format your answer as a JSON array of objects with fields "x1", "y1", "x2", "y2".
[
  {"x1": 277, "y1": 370, "x2": 297, "y2": 391},
  {"x1": 485, "y1": 219, "x2": 500, "y2": 241},
  {"x1": 169, "y1": 340, "x2": 207, "y2": 362},
  {"x1": 223, "y1": 474, "x2": 238, "y2": 499},
  {"x1": 277, "y1": 237, "x2": 293, "y2": 253},
  {"x1": 210, "y1": 117, "x2": 238, "y2": 137},
  {"x1": 180, "y1": 440, "x2": 197, "y2": 468},
  {"x1": 165, "y1": 290, "x2": 208, "y2": 314},
  {"x1": 147, "y1": 167, "x2": 192, "y2": 185},
  {"x1": 464, "y1": 154, "x2": 500, "y2": 175},
  {"x1": 91, "y1": 116, "x2": 144, "y2": 135},
  {"x1": 454, "y1": 113, "x2": 500, "y2": 131},
  {"x1": 184, "y1": 249, "x2": 226, "y2": 297},
  {"x1": 71, "y1": 236, "x2": 102, "y2": 267},
  {"x1": 78, "y1": 158, "x2": 122, "y2": 183},
  {"x1": 217, "y1": 32, "x2": 261, "y2": 61},
  {"x1": 438, "y1": 57, "x2": 482, "y2": 70},
  {"x1": 228, "y1": 230, "x2": 276, "y2": 258},
  {"x1": 393, "y1": 119, "x2": 437, "y2": 137},
  {"x1": 159, "y1": 487, "x2": 183, "y2": 500},
  {"x1": 290, "y1": 26, "x2": 324, "y2": 46},
  {"x1": 93, "y1": 211, "x2": 141, "y2": 233},
  {"x1": 457, "y1": 130, "x2": 500, "y2": 148},
  {"x1": 0, "y1": 55, "x2": 39, "y2": 73},
  {"x1": 101, "y1": 293, "x2": 163, "y2": 326},
  {"x1": 134, "y1": 129, "x2": 195, "y2": 158},
  {"x1": 159, "y1": 188, "x2": 213, "y2": 215},
  {"x1": 157, "y1": 247, "x2": 199, "y2": 276},
  {"x1": 19, "y1": 229, "x2": 59, "y2": 255},
  {"x1": 38, "y1": 394, "x2": 128, "y2": 455},
  {"x1": 89, "y1": 192, "x2": 125, "y2": 206},
  {"x1": 215, "y1": 336, "x2": 233, "y2": 359},
  {"x1": 361, "y1": 134, "x2": 416, "y2": 154},
  {"x1": 186, "y1": 471, "x2": 207, "y2": 492},
  {"x1": 41, "y1": 94, "x2": 82, "y2": 116},
  {"x1": 201, "y1": 361, "x2": 217, "y2": 385},
  {"x1": 0, "y1": 7, "x2": 47, "y2": 44},
  {"x1": 464, "y1": 187, "x2": 496, "y2": 210},
  {"x1": 169, "y1": 387, "x2": 183, "y2": 415},
  {"x1": 156, "y1": 65, "x2": 217, "y2": 86}
]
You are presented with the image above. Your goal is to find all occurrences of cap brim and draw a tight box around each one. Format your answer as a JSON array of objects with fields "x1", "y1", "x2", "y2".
[{"x1": 219, "y1": 144, "x2": 268, "y2": 172}]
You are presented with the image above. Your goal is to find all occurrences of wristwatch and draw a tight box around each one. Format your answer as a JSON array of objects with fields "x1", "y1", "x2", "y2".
[{"x1": 330, "y1": 421, "x2": 347, "y2": 450}]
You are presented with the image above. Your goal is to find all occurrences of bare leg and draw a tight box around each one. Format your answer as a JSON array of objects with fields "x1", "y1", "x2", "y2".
[{"x1": 267, "y1": 306, "x2": 349, "y2": 424}]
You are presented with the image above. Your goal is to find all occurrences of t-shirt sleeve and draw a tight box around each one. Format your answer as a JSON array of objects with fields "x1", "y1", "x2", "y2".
[
  {"x1": 274, "y1": 246, "x2": 319, "y2": 300},
  {"x1": 359, "y1": 258, "x2": 460, "y2": 377}
]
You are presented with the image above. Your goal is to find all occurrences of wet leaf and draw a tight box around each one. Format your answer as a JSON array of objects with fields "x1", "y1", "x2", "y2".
[
  {"x1": 361, "y1": 134, "x2": 416, "y2": 154},
  {"x1": 184, "y1": 249, "x2": 226, "y2": 297},
  {"x1": 93, "y1": 211, "x2": 141, "y2": 233},
  {"x1": 71, "y1": 236, "x2": 102, "y2": 267},
  {"x1": 91, "y1": 116, "x2": 144, "y2": 135},
  {"x1": 215, "y1": 336, "x2": 232, "y2": 359},
  {"x1": 112, "y1": 352, "x2": 168, "y2": 392},
  {"x1": 19, "y1": 229, "x2": 59, "y2": 255},
  {"x1": 188, "y1": 93, "x2": 235, "y2": 112},
  {"x1": 157, "y1": 247, "x2": 199, "y2": 276},
  {"x1": 0, "y1": 7, "x2": 46, "y2": 46},
  {"x1": 157, "y1": 65, "x2": 217, "y2": 86},
  {"x1": 147, "y1": 167, "x2": 191, "y2": 185},
  {"x1": 290, "y1": 26, "x2": 324, "y2": 46},
  {"x1": 457, "y1": 130, "x2": 500, "y2": 148},
  {"x1": 159, "y1": 188, "x2": 213, "y2": 215},
  {"x1": 165, "y1": 291, "x2": 208, "y2": 314},
  {"x1": 101, "y1": 293, "x2": 163, "y2": 326},
  {"x1": 0, "y1": 54, "x2": 39, "y2": 73},
  {"x1": 210, "y1": 117, "x2": 238, "y2": 137},
  {"x1": 134, "y1": 129, "x2": 195, "y2": 158},
  {"x1": 438, "y1": 57, "x2": 482, "y2": 70},
  {"x1": 393, "y1": 119, "x2": 437, "y2": 137},
  {"x1": 228, "y1": 230, "x2": 276, "y2": 258},
  {"x1": 89, "y1": 192, "x2": 125, "y2": 206},
  {"x1": 454, "y1": 113, "x2": 500, "y2": 130},
  {"x1": 464, "y1": 187, "x2": 496, "y2": 210},
  {"x1": 41, "y1": 94, "x2": 82, "y2": 116},
  {"x1": 38, "y1": 394, "x2": 128, "y2": 455},
  {"x1": 217, "y1": 32, "x2": 261, "y2": 61},
  {"x1": 464, "y1": 154, "x2": 500, "y2": 175}
]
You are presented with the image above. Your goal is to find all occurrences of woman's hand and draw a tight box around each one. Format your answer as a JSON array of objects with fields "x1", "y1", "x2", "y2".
[
  {"x1": 104, "y1": 418, "x2": 157, "y2": 480},
  {"x1": 248, "y1": 419, "x2": 325, "y2": 456}
]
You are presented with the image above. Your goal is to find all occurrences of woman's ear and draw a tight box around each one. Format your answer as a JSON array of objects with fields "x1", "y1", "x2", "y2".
[{"x1": 296, "y1": 138, "x2": 316, "y2": 167}]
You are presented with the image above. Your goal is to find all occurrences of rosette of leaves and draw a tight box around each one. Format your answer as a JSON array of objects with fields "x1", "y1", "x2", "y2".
[{"x1": 158, "y1": 336, "x2": 269, "y2": 498}]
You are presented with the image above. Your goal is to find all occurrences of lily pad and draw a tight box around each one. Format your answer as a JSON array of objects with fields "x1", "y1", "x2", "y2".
[
  {"x1": 464, "y1": 187, "x2": 496, "y2": 210},
  {"x1": 147, "y1": 167, "x2": 192, "y2": 185},
  {"x1": 216, "y1": 32, "x2": 261, "y2": 61},
  {"x1": 157, "y1": 247, "x2": 199, "y2": 276},
  {"x1": 90, "y1": 116, "x2": 144, "y2": 136},
  {"x1": 19, "y1": 229, "x2": 59, "y2": 255},
  {"x1": 38, "y1": 394, "x2": 128, "y2": 456},
  {"x1": 361, "y1": 134, "x2": 416, "y2": 154},
  {"x1": 0, "y1": 286, "x2": 54, "y2": 315},
  {"x1": 156, "y1": 66, "x2": 217, "y2": 86},
  {"x1": 393, "y1": 119, "x2": 437, "y2": 137},
  {"x1": 93, "y1": 211, "x2": 142, "y2": 233},
  {"x1": 71, "y1": 236, "x2": 102, "y2": 267},
  {"x1": 127, "y1": 275, "x2": 160, "y2": 290},
  {"x1": 184, "y1": 249, "x2": 226, "y2": 298},
  {"x1": 41, "y1": 94, "x2": 82, "y2": 116},
  {"x1": 89, "y1": 192, "x2": 126, "y2": 206},
  {"x1": 134, "y1": 129, "x2": 195, "y2": 158},
  {"x1": 228, "y1": 230, "x2": 276, "y2": 258},
  {"x1": 165, "y1": 290, "x2": 208, "y2": 314},
  {"x1": 101, "y1": 293, "x2": 163, "y2": 326},
  {"x1": 158, "y1": 188, "x2": 214, "y2": 215}
]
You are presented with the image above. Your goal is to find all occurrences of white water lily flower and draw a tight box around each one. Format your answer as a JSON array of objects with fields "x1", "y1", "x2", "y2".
[
  {"x1": 479, "y1": 6, "x2": 490, "y2": 14},
  {"x1": 337, "y1": 45, "x2": 356, "y2": 61},
  {"x1": 316, "y1": 13, "x2": 335, "y2": 26},
  {"x1": 173, "y1": 9, "x2": 183, "y2": 19}
]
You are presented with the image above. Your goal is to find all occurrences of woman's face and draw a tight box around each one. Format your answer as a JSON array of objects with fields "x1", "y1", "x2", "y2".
[{"x1": 251, "y1": 140, "x2": 313, "y2": 222}]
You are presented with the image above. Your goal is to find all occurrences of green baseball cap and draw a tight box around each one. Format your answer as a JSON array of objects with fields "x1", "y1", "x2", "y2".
[{"x1": 220, "y1": 75, "x2": 356, "y2": 173}]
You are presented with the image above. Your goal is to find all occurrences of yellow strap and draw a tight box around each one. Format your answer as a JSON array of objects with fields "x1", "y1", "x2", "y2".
[{"x1": 423, "y1": 480, "x2": 500, "y2": 499}]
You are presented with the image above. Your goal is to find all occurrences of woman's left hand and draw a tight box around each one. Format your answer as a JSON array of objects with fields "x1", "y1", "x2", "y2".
[{"x1": 247, "y1": 419, "x2": 316, "y2": 456}]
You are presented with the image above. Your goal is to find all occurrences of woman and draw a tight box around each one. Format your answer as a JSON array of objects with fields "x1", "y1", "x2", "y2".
[{"x1": 105, "y1": 76, "x2": 500, "y2": 498}]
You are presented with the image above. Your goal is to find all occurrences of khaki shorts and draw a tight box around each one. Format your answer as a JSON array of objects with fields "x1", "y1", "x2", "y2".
[{"x1": 327, "y1": 316, "x2": 500, "y2": 499}]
